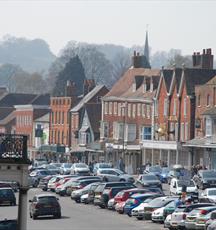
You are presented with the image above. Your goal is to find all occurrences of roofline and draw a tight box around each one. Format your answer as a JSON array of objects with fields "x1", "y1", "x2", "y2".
[
  {"x1": 14, "y1": 105, "x2": 50, "y2": 110},
  {"x1": 102, "y1": 96, "x2": 152, "y2": 103}
]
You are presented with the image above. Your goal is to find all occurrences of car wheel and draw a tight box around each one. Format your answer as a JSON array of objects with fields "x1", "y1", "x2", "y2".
[
  {"x1": 75, "y1": 199, "x2": 80, "y2": 203},
  {"x1": 127, "y1": 213, "x2": 132, "y2": 217},
  {"x1": 10, "y1": 201, "x2": 16, "y2": 206},
  {"x1": 54, "y1": 213, "x2": 61, "y2": 219},
  {"x1": 136, "y1": 217, "x2": 143, "y2": 220},
  {"x1": 120, "y1": 179, "x2": 125, "y2": 182},
  {"x1": 30, "y1": 212, "x2": 32, "y2": 218},
  {"x1": 103, "y1": 177, "x2": 108, "y2": 182},
  {"x1": 42, "y1": 188, "x2": 47, "y2": 191},
  {"x1": 32, "y1": 214, "x2": 37, "y2": 220}
]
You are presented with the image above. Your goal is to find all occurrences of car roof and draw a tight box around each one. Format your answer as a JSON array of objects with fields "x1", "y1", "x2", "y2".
[
  {"x1": 205, "y1": 188, "x2": 216, "y2": 191},
  {"x1": 35, "y1": 194, "x2": 57, "y2": 198},
  {"x1": 99, "y1": 168, "x2": 116, "y2": 171},
  {"x1": 131, "y1": 193, "x2": 158, "y2": 198},
  {"x1": 0, "y1": 187, "x2": 13, "y2": 190},
  {"x1": 196, "y1": 206, "x2": 216, "y2": 210}
]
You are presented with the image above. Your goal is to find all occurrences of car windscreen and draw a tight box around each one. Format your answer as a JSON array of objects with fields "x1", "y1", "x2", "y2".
[
  {"x1": 38, "y1": 196, "x2": 58, "y2": 204},
  {"x1": 162, "y1": 168, "x2": 169, "y2": 173},
  {"x1": 202, "y1": 171, "x2": 216, "y2": 178},
  {"x1": 177, "y1": 180, "x2": 195, "y2": 187},
  {"x1": 174, "y1": 206, "x2": 186, "y2": 212},
  {"x1": 99, "y1": 164, "x2": 112, "y2": 168},
  {"x1": 0, "y1": 189, "x2": 14, "y2": 197},
  {"x1": 148, "y1": 197, "x2": 168, "y2": 207},
  {"x1": 149, "y1": 166, "x2": 162, "y2": 173},
  {"x1": 76, "y1": 164, "x2": 88, "y2": 168},
  {"x1": 142, "y1": 175, "x2": 158, "y2": 180},
  {"x1": 64, "y1": 164, "x2": 72, "y2": 168}
]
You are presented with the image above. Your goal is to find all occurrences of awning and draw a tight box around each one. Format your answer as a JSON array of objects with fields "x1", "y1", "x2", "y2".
[{"x1": 184, "y1": 137, "x2": 216, "y2": 148}]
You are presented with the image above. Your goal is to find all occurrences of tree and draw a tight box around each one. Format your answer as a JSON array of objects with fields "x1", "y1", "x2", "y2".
[
  {"x1": 167, "y1": 54, "x2": 192, "y2": 68},
  {"x1": 52, "y1": 55, "x2": 86, "y2": 96}
]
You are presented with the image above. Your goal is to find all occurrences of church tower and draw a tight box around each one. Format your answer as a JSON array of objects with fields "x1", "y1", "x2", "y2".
[{"x1": 144, "y1": 30, "x2": 149, "y2": 63}]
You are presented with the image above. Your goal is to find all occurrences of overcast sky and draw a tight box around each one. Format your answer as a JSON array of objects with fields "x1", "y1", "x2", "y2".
[{"x1": 0, "y1": 0, "x2": 215, "y2": 56}]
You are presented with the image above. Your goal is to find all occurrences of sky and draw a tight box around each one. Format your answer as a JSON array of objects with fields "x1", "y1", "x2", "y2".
[{"x1": 0, "y1": 0, "x2": 215, "y2": 56}]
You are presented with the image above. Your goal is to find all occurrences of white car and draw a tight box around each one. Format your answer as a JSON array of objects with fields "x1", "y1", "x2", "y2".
[
  {"x1": 80, "y1": 193, "x2": 89, "y2": 204},
  {"x1": 200, "y1": 188, "x2": 216, "y2": 203},
  {"x1": 131, "y1": 198, "x2": 155, "y2": 220},
  {"x1": 170, "y1": 178, "x2": 198, "y2": 195},
  {"x1": 164, "y1": 214, "x2": 172, "y2": 229},
  {"x1": 70, "y1": 163, "x2": 90, "y2": 175}
]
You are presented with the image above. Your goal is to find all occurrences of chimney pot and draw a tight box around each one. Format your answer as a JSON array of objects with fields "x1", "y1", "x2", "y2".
[
  {"x1": 134, "y1": 50, "x2": 136, "y2": 56},
  {"x1": 137, "y1": 52, "x2": 140, "y2": 56},
  {"x1": 203, "y1": 49, "x2": 205, "y2": 55}
]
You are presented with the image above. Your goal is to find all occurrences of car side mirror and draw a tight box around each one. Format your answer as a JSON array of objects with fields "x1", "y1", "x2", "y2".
[
  {"x1": 56, "y1": 198, "x2": 59, "y2": 200},
  {"x1": 29, "y1": 200, "x2": 32, "y2": 202}
]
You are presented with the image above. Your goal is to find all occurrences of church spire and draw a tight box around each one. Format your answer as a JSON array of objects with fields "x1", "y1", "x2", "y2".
[{"x1": 144, "y1": 30, "x2": 149, "y2": 63}]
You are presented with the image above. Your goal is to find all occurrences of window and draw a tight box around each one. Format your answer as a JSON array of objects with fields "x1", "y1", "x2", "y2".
[
  {"x1": 142, "y1": 104, "x2": 145, "y2": 117},
  {"x1": 128, "y1": 104, "x2": 131, "y2": 117},
  {"x1": 206, "y1": 118, "x2": 212, "y2": 137},
  {"x1": 114, "y1": 102, "x2": 117, "y2": 115},
  {"x1": 62, "y1": 112, "x2": 64, "y2": 124},
  {"x1": 142, "y1": 127, "x2": 152, "y2": 140},
  {"x1": 118, "y1": 123, "x2": 124, "y2": 140},
  {"x1": 103, "y1": 122, "x2": 109, "y2": 138},
  {"x1": 67, "y1": 112, "x2": 70, "y2": 124},
  {"x1": 173, "y1": 98, "x2": 177, "y2": 116},
  {"x1": 80, "y1": 132, "x2": 87, "y2": 145},
  {"x1": 109, "y1": 102, "x2": 113, "y2": 115},
  {"x1": 207, "y1": 94, "x2": 211, "y2": 106},
  {"x1": 118, "y1": 103, "x2": 121, "y2": 116},
  {"x1": 181, "y1": 123, "x2": 184, "y2": 141},
  {"x1": 155, "y1": 100, "x2": 158, "y2": 117},
  {"x1": 62, "y1": 131, "x2": 64, "y2": 144},
  {"x1": 126, "y1": 124, "x2": 136, "y2": 142},
  {"x1": 137, "y1": 104, "x2": 141, "y2": 116},
  {"x1": 146, "y1": 105, "x2": 150, "y2": 118},
  {"x1": 51, "y1": 112, "x2": 54, "y2": 124},
  {"x1": 185, "y1": 122, "x2": 188, "y2": 140},
  {"x1": 113, "y1": 122, "x2": 118, "y2": 140},
  {"x1": 198, "y1": 95, "x2": 201, "y2": 106},
  {"x1": 58, "y1": 131, "x2": 60, "y2": 144},
  {"x1": 58, "y1": 111, "x2": 61, "y2": 124},
  {"x1": 175, "y1": 123, "x2": 178, "y2": 141},
  {"x1": 55, "y1": 111, "x2": 58, "y2": 124},
  {"x1": 132, "y1": 104, "x2": 136, "y2": 118},
  {"x1": 164, "y1": 98, "x2": 168, "y2": 116},
  {"x1": 121, "y1": 104, "x2": 126, "y2": 116},
  {"x1": 104, "y1": 102, "x2": 108, "y2": 115},
  {"x1": 184, "y1": 98, "x2": 187, "y2": 117}
]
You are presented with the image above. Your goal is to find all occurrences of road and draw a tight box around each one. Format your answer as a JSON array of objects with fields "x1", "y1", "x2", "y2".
[{"x1": 0, "y1": 187, "x2": 167, "y2": 230}]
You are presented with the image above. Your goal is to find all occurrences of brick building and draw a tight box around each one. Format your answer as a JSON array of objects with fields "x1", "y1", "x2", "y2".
[
  {"x1": 145, "y1": 48, "x2": 216, "y2": 169},
  {"x1": 101, "y1": 50, "x2": 160, "y2": 174}
]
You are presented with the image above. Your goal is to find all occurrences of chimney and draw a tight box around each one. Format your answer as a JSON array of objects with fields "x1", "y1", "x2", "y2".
[
  {"x1": 132, "y1": 50, "x2": 151, "y2": 68},
  {"x1": 65, "y1": 80, "x2": 76, "y2": 97},
  {"x1": 83, "y1": 79, "x2": 95, "y2": 96},
  {"x1": 192, "y1": 48, "x2": 213, "y2": 69}
]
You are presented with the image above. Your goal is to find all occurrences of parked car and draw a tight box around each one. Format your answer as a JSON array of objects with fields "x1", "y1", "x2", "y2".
[
  {"x1": 185, "y1": 206, "x2": 216, "y2": 230},
  {"x1": 98, "y1": 186, "x2": 133, "y2": 208},
  {"x1": 41, "y1": 164, "x2": 60, "y2": 174},
  {"x1": 200, "y1": 188, "x2": 216, "y2": 203},
  {"x1": 136, "y1": 174, "x2": 162, "y2": 189},
  {"x1": 55, "y1": 177, "x2": 74, "y2": 194},
  {"x1": 93, "y1": 163, "x2": 112, "y2": 175},
  {"x1": 207, "y1": 220, "x2": 216, "y2": 230},
  {"x1": 107, "y1": 198, "x2": 115, "y2": 210},
  {"x1": 0, "y1": 219, "x2": 17, "y2": 230},
  {"x1": 193, "y1": 170, "x2": 216, "y2": 190},
  {"x1": 70, "y1": 163, "x2": 90, "y2": 175},
  {"x1": 50, "y1": 163, "x2": 62, "y2": 169},
  {"x1": 144, "y1": 165, "x2": 162, "y2": 177},
  {"x1": 60, "y1": 163, "x2": 73, "y2": 175},
  {"x1": 151, "y1": 200, "x2": 177, "y2": 223},
  {"x1": 97, "y1": 168, "x2": 135, "y2": 183},
  {"x1": 38, "y1": 175, "x2": 55, "y2": 191},
  {"x1": 205, "y1": 211, "x2": 216, "y2": 229},
  {"x1": 158, "y1": 167, "x2": 170, "y2": 183},
  {"x1": 0, "y1": 181, "x2": 19, "y2": 192},
  {"x1": 29, "y1": 169, "x2": 57, "y2": 187},
  {"x1": 124, "y1": 193, "x2": 161, "y2": 216},
  {"x1": 143, "y1": 196, "x2": 176, "y2": 220},
  {"x1": 169, "y1": 203, "x2": 215, "y2": 230},
  {"x1": 71, "y1": 182, "x2": 101, "y2": 203},
  {"x1": 170, "y1": 178, "x2": 198, "y2": 196},
  {"x1": 29, "y1": 194, "x2": 61, "y2": 219},
  {"x1": 93, "y1": 182, "x2": 136, "y2": 206},
  {"x1": 0, "y1": 188, "x2": 16, "y2": 206},
  {"x1": 164, "y1": 214, "x2": 172, "y2": 229},
  {"x1": 81, "y1": 183, "x2": 100, "y2": 204},
  {"x1": 195, "y1": 210, "x2": 216, "y2": 230}
]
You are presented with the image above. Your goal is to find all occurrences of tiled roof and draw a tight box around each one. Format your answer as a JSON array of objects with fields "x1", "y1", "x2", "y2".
[
  {"x1": 162, "y1": 69, "x2": 173, "y2": 92},
  {"x1": 104, "y1": 68, "x2": 160, "y2": 99},
  {"x1": 85, "y1": 103, "x2": 101, "y2": 134},
  {"x1": 30, "y1": 94, "x2": 50, "y2": 105},
  {"x1": 0, "y1": 93, "x2": 37, "y2": 107},
  {"x1": 184, "y1": 69, "x2": 216, "y2": 96},
  {"x1": 71, "y1": 85, "x2": 106, "y2": 112},
  {"x1": 34, "y1": 113, "x2": 50, "y2": 122},
  {"x1": 0, "y1": 107, "x2": 14, "y2": 120},
  {"x1": 175, "y1": 68, "x2": 183, "y2": 92},
  {"x1": 205, "y1": 75, "x2": 216, "y2": 85}
]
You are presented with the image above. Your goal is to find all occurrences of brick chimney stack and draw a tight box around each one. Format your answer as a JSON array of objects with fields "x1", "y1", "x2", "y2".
[
  {"x1": 192, "y1": 48, "x2": 213, "y2": 69},
  {"x1": 83, "y1": 79, "x2": 96, "y2": 96},
  {"x1": 65, "y1": 80, "x2": 76, "y2": 97},
  {"x1": 132, "y1": 50, "x2": 151, "y2": 69}
]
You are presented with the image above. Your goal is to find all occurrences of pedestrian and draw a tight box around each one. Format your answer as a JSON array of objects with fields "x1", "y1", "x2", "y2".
[
  {"x1": 118, "y1": 157, "x2": 125, "y2": 172},
  {"x1": 89, "y1": 161, "x2": 93, "y2": 173},
  {"x1": 175, "y1": 196, "x2": 183, "y2": 208}
]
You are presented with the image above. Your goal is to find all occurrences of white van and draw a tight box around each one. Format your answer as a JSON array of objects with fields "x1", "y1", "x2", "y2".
[{"x1": 170, "y1": 178, "x2": 198, "y2": 195}]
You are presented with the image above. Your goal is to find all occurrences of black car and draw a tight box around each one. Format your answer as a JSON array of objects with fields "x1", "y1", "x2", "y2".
[
  {"x1": 93, "y1": 182, "x2": 136, "y2": 206},
  {"x1": 193, "y1": 170, "x2": 216, "y2": 190},
  {"x1": 29, "y1": 194, "x2": 61, "y2": 219},
  {"x1": 136, "y1": 174, "x2": 162, "y2": 189},
  {"x1": 0, "y1": 188, "x2": 16, "y2": 206},
  {"x1": 0, "y1": 219, "x2": 17, "y2": 230}
]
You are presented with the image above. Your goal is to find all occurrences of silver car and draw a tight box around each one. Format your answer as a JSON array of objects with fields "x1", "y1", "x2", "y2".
[
  {"x1": 70, "y1": 163, "x2": 90, "y2": 175},
  {"x1": 97, "y1": 168, "x2": 135, "y2": 183}
]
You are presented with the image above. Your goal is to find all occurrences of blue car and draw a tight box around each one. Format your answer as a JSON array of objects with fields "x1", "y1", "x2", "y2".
[
  {"x1": 158, "y1": 167, "x2": 170, "y2": 183},
  {"x1": 124, "y1": 193, "x2": 161, "y2": 216},
  {"x1": 145, "y1": 166, "x2": 162, "y2": 177}
]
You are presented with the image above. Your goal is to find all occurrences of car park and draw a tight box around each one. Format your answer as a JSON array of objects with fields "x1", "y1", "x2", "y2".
[
  {"x1": 60, "y1": 163, "x2": 73, "y2": 175},
  {"x1": 169, "y1": 203, "x2": 215, "y2": 230},
  {"x1": 70, "y1": 163, "x2": 90, "y2": 175},
  {"x1": 124, "y1": 193, "x2": 161, "y2": 216},
  {"x1": 193, "y1": 170, "x2": 216, "y2": 190},
  {"x1": 136, "y1": 174, "x2": 162, "y2": 189},
  {"x1": 96, "y1": 168, "x2": 135, "y2": 183},
  {"x1": 0, "y1": 188, "x2": 16, "y2": 206},
  {"x1": 29, "y1": 194, "x2": 61, "y2": 219},
  {"x1": 185, "y1": 206, "x2": 216, "y2": 230},
  {"x1": 170, "y1": 178, "x2": 198, "y2": 195},
  {"x1": 205, "y1": 211, "x2": 216, "y2": 229}
]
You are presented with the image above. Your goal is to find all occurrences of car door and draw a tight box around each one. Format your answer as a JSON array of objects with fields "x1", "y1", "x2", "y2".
[{"x1": 107, "y1": 170, "x2": 119, "y2": 182}]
